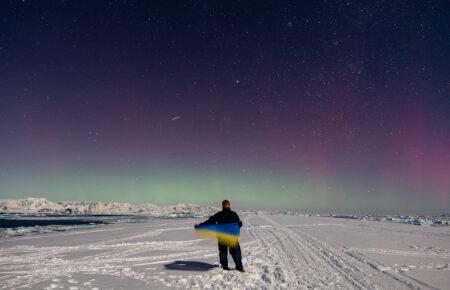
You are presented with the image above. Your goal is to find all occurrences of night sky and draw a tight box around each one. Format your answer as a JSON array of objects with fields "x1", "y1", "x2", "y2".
[{"x1": 1, "y1": 1, "x2": 449, "y2": 214}]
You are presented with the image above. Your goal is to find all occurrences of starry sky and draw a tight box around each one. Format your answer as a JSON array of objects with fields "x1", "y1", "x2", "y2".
[{"x1": 0, "y1": 1, "x2": 449, "y2": 214}]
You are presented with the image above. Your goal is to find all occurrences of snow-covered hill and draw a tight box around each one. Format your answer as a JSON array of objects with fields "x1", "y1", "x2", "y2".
[{"x1": 0, "y1": 197, "x2": 218, "y2": 217}]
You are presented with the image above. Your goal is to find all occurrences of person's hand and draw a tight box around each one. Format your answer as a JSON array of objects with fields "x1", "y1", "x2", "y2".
[{"x1": 238, "y1": 221, "x2": 243, "y2": 228}]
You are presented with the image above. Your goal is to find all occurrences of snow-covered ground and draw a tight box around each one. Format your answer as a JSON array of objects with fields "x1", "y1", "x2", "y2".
[{"x1": 0, "y1": 212, "x2": 449, "y2": 289}]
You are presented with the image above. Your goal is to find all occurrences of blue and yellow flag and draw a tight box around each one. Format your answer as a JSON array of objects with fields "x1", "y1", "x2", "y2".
[{"x1": 194, "y1": 222, "x2": 240, "y2": 248}]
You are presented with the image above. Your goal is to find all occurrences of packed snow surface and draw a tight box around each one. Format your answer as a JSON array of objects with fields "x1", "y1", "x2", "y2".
[{"x1": 0, "y1": 212, "x2": 449, "y2": 289}]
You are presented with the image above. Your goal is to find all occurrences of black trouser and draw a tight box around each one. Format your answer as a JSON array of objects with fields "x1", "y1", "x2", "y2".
[{"x1": 218, "y1": 242, "x2": 243, "y2": 269}]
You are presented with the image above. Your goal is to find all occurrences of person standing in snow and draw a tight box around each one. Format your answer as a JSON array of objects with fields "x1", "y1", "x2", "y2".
[{"x1": 198, "y1": 200, "x2": 244, "y2": 272}]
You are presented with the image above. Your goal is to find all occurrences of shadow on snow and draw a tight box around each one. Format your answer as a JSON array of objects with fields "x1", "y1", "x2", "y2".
[{"x1": 164, "y1": 260, "x2": 219, "y2": 271}]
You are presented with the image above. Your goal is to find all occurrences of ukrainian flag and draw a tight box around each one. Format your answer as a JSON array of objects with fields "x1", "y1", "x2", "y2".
[{"x1": 194, "y1": 222, "x2": 240, "y2": 248}]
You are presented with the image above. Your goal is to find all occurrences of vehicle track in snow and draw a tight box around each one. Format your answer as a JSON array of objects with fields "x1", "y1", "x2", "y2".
[
  {"x1": 246, "y1": 214, "x2": 372, "y2": 289},
  {"x1": 243, "y1": 214, "x2": 429, "y2": 289}
]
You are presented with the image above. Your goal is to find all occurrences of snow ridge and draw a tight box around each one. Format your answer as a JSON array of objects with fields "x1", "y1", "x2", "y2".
[{"x1": 0, "y1": 197, "x2": 218, "y2": 217}]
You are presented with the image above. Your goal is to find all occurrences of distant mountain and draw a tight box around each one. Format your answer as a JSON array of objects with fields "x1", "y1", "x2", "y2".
[{"x1": 0, "y1": 197, "x2": 219, "y2": 217}]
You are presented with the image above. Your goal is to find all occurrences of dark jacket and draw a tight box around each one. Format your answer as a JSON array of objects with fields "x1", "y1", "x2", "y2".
[{"x1": 201, "y1": 209, "x2": 243, "y2": 228}]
